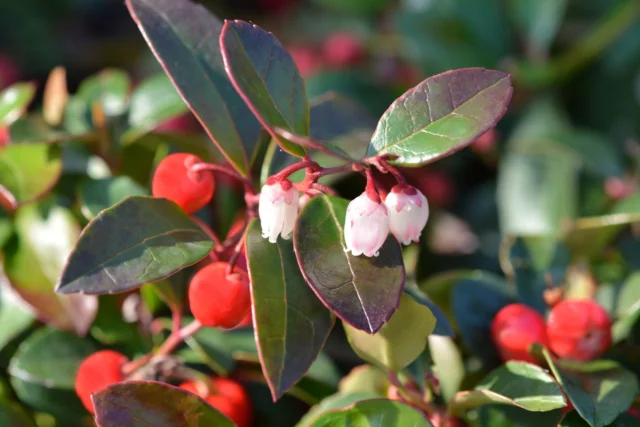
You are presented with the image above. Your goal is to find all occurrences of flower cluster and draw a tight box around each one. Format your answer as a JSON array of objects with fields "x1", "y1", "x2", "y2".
[{"x1": 258, "y1": 171, "x2": 430, "y2": 257}]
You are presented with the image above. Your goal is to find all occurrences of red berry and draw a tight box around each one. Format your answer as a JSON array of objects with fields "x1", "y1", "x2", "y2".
[
  {"x1": 491, "y1": 304, "x2": 548, "y2": 364},
  {"x1": 180, "y1": 378, "x2": 251, "y2": 427},
  {"x1": 547, "y1": 299, "x2": 612, "y2": 361},
  {"x1": 152, "y1": 153, "x2": 215, "y2": 214},
  {"x1": 155, "y1": 113, "x2": 199, "y2": 133},
  {"x1": 322, "y1": 32, "x2": 365, "y2": 68},
  {"x1": 288, "y1": 46, "x2": 321, "y2": 78},
  {"x1": 0, "y1": 126, "x2": 8, "y2": 147},
  {"x1": 604, "y1": 177, "x2": 635, "y2": 200},
  {"x1": 75, "y1": 350, "x2": 128, "y2": 414},
  {"x1": 471, "y1": 128, "x2": 497, "y2": 153},
  {"x1": 188, "y1": 262, "x2": 251, "y2": 328},
  {"x1": 628, "y1": 406, "x2": 640, "y2": 419}
]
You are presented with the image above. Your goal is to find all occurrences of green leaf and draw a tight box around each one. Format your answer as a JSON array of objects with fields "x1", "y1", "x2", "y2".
[
  {"x1": 479, "y1": 405, "x2": 564, "y2": 427},
  {"x1": 367, "y1": 68, "x2": 512, "y2": 166},
  {"x1": 307, "y1": 399, "x2": 433, "y2": 426},
  {"x1": 126, "y1": 0, "x2": 262, "y2": 177},
  {"x1": 451, "y1": 274, "x2": 514, "y2": 365},
  {"x1": 246, "y1": 219, "x2": 334, "y2": 400},
  {"x1": 79, "y1": 176, "x2": 148, "y2": 220},
  {"x1": 125, "y1": 73, "x2": 189, "y2": 142},
  {"x1": 560, "y1": 411, "x2": 639, "y2": 427},
  {"x1": 297, "y1": 392, "x2": 380, "y2": 427},
  {"x1": 0, "y1": 209, "x2": 12, "y2": 249},
  {"x1": 184, "y1": 327, "x2": 257, "y2": 376},
  {"x1": 344, "y1": 294, "x2": 435, "y2": 371},
  {"x1": 541, "y1": 348, "x2": 639, "y2": 427},
  {"x1": 0, "y1": 400, "x2": 36, "y2": 427},
  {"x1": 338, "y1": 365, "x2": 388, "y2": 395},
  {"x1": 56, "y1": 196, "x2": 213, "y2": 295},
  {"x1": 3, "y1": 200, "x2": 97, "y2": 334},
  {"x1": 8, "y1": 328, "x2": 98, "y2": 422},
  {"x1": 429, "y1": 335, "x2": 465, "y2": 402},
  {"x1": 498, "y1": 151, "x2": 579, "y2": 237},
  {"x1": 0, "y1": 82, "x2": 36, "y2": 126},
  {"x1": 76, "y1": 68, "x2": 130, "y2": 117},
  {"x1": 0, "y1": 281, "x2": 34, "y2": 351},
  {"x1": 449, "y1": 361, "x2": 566, "y2": 414},
  {"x1": 93, "y1": 381, "x2": 234, "y2": 427},
  {"x1": 507, "y1": 0, "x2": 568, "y2": 57},
  {"x1": 0, "y1": 143, "x2": 62, "y2": 206},
  {"x1": 220, "y1": 20, "x2": 308, "y2": 158},
  {"x1": 294, "y1": 195, "x2": 406, "y2": 334},
  {"x1": 404, "y1": 280, "x2": 454, "y2": 337}
]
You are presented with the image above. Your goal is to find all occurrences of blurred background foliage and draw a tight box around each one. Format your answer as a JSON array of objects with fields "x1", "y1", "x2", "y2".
[{"x1": 1, "y1": 0, "x2": 640, "y2": 426}]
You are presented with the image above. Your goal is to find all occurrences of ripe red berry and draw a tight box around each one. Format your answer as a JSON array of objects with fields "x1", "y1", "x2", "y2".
[
  {"x1": 322, "y1": 32, "x2": 365, "y2": 68},
  {"x1": 75, "y1": 350, "x2": 128, "y2": 414},
  {"x1": 152, "y1": 153, "x2": 215, "y2": 214},
  {"x1": 547, "y1": 299, "x2": 612, "y2": 361},
  {"x1": 180, "y1": 378, "x2": 252, "y2": 427},
  {"x1": 288, "y1": 45, "x2": 322, "y2": 78},
  {"x1": 491, "y1": 304, "x2": 548, "y2": 364},
  {"x1": 0, "y1": 126, "x2": 9, "y2": 147},
  {"x1": 471, "y1": 128, "x2": 497, "y2": 154},
  {"x1": 188, "y1": 262, "x2": 251, "y2": 328}
]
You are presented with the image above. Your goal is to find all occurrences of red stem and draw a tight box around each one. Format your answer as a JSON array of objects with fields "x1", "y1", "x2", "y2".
[
  {"x1": 190, "y1": 162, "x2": 254, "y2": 191},
  {"x1": 272, "y1": 127, "x2": 352, "y2": 162},
  {"x1": 267, "y1": 160, "x2": 319, "y2": 185},
  {"x1": 372, "y1": 157, "x2": 408, "y2": 187},
  {"x1": 365, "y1": 168, "x2": 381, "y2": 202}
]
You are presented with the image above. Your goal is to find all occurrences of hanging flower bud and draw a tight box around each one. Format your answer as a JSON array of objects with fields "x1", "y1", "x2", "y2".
[
  {"x1": 259, "y1": 180, "x2": 299, "y2": 243},
  {"x1": 344, "y1": 193, "x2": 390, "y2": 257},
  {"x1": 384, "y1": 185, "x2": 429, "y2": 245}
]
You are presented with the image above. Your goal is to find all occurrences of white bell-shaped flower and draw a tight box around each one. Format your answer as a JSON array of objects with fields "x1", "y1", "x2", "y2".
[
  {"x1": 259, "y1": 180, "x2": 299, "y2": 243},
  {"x1": 344, "y1": 193, "x2": 390, "y2": 257},
  {"x1": 384, "y1": 185, "x2": 429, "y2": 245}
]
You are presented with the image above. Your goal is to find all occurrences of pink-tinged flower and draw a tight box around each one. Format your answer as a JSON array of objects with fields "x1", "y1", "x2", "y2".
[
  {"x1": 384, "y1": 185, "x2": 429, "y2": 245},
  {"x1": 259, "y1": 180, "x2": 299, "y2": 243},
  {"x1": 344, "y1": 193, "x2": 389, "y2": 257}
]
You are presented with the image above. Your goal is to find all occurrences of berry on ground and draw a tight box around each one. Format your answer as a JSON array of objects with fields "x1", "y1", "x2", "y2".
[
  {"x1": 180, "y1": 378, "x2": 252, "y2": 427},
  {"x1": 188, "y1": 262, "x2": 251, "y2": 328},
  {"x1": 491, "y1": 303, "x2": 548, "y2": 364},
  {"x1": 75, "y1": 350, "x2": 128, "y2": 414},
  {"x1": 546, "y1": 299, "x2": 612, "y2": 361},
  {"x1": 152, "y1": 153, "x2": 215, "y2": 214}
]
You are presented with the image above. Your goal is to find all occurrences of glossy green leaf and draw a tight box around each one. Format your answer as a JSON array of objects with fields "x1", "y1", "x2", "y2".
[
  {"x1": 184, "y1": 327, "x2": 257, "y2": 376},
  {"x1": 0, "y1": 82, "x2": 36, "y2": 126},
  {"x1": 0, "y1": 400, "x2": 36, "y2": 427},
  {"x1": 56, "y1": 196, "x2": 213, "y2": 295},
  {"x1": 3, "y1": 200, "x2": 98, "y2": 334},
  {"x1": 338, "y1": 365, "x2": 388, "y2": 395},
  {"x1": 541, "y1": 348, "x2": 639, "y2": 427},
  {"x1": 294, "y1": 196, "x2": 406, "y2": 334},
  {"x1": 125, "y1": 73, "x2": 189, "y2": 142},
  {"x1": 297, "y1": 392, "x2": 380, "y2": 427},
  {"x1": 126, "y1": 0, "x2": 261, "y2": 177},
  {"x1": 560, "y1": 411, "x2": 638, "y2": 427},
  {"x1": 449, "y1": 361, "x2": 565, "y2": 414},
  {"x1": 367, "y1": 68, "x2": 512, "y2": 166},
  {"x1": 76, "y1": 68, "x2": 130, "y2": 117},
  {"x1": 0, "y1": 281, "x2": 34, "y2": 350},
  {"x1": 246, "y1": 219, "x2": 334, "y2": 400},
  {"x1": 498, "y1": 151, "x2": 579, "y2": 237},
  {"x1": 451, "y1": 274, "x2": 514, "y2": 365},
  {"x1": 93, "y1": 381, "x2": 234, "y2": 427},
  {"x1": 79, "y1": 176, "x2": 148, "y2": 220},
  {"x1": 404, "y1": 279, "x2": 454, "y2": 337},
  {"x1": 8, "y1": 328, "x2": 98, "y2": 422},
  {"x1": 308, "y1": 399, "x2": 433, "y2": 426},
  {"x1": 0, "y1": 143, "x2": 62, "y2": 206},
  {"x1": 220, "y1": 20, "x2": 308, "y2": 158},
  {"x1": 479, "y1": 405, "x2": 564, "y2": 427},
  {"x1": 344, "y1": 294, "x2": 435, "y2": 371},
  {"x1": 0, "y1": 209, "x2": 12, "y2": 249},
  {"x1": 507, "y1": 0, "x2": 568, "y2": 57},
  {"x1": 565, "y1": 192, "x2": 640, "y2": 258},
  {"x1": 429, "y1": 335, "x2": 465, "y2": 402}
]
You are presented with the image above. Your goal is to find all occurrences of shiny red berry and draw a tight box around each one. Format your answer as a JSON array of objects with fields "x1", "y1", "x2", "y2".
[
  {"x1": 152, "y1": 153, "x2": 215, "y2": 214},
  {"x1": 188, "y1": 262, "x2": 251, "y2": 328},
  {"x1": 547, "y1": 299, "x2": 612, "y2": 361},
  {"x1": 180, "y1": 378, "x2": 252, "y2": 427},
  {"x1": 75, "y1": 350, "x2": 128, "y2": 414},
  {"x1": 322, "y1": 32, "x2": 365, "y2": 68},
  {"x1": 491, "y1": 304, "x2": 548, "y2": 364}
]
